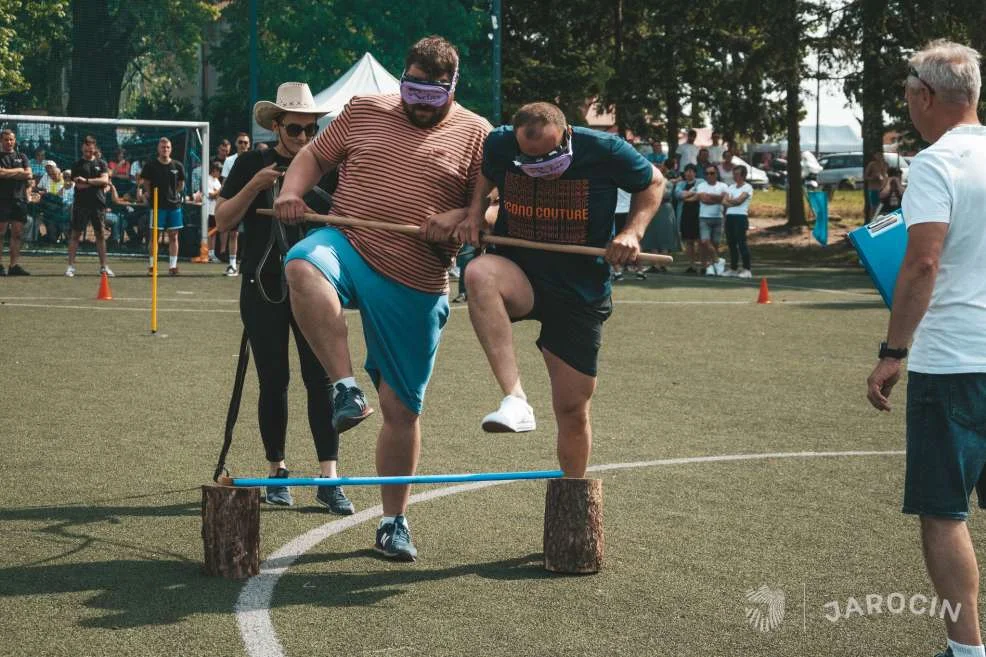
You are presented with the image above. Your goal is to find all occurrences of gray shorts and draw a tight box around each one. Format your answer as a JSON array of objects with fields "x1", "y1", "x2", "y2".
[{"x1": 699, "y1": 217, "x2": 722, "y2": 243}]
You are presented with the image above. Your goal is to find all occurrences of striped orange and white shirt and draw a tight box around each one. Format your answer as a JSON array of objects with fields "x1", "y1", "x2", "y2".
[{"x1": 310, "y1": 94, "x2": 492, "y2": 294}]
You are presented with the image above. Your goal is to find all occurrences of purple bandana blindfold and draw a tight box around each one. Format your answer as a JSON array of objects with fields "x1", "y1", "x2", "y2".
[
  {"x1": 400, "y1": 69, "x2": 459, "y2": 107},
  {"x1": 513, "y1": 131, "x2": 574, "y2": 178}
]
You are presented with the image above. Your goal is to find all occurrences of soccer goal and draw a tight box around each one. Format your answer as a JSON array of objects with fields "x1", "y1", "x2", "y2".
[{"x1": 0, "y1": 113, "x2": 210, "y2": 259}]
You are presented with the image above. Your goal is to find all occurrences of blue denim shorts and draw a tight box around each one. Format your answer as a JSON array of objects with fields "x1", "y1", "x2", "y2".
[
  {"x1": 903, "y1": 372, "x2": 986, "y2": 519},
  {"x1": 284, "y1": 227, "x2": 450, "y2": 414},
  {"x1": 155, "y1": 207, "x2": 183, "y2": 230},
  {"x1": 699, "y1": 217, "x2": 722, "y2": 243}
]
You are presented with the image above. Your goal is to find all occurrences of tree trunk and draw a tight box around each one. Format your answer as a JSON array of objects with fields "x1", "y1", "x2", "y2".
[
  {"x1": 67, "y1": 0, "x2": 129, "y2": 118},
  {"x1": 543, "y1": 478, "x2": 604, "y2": 574},
  {"x1": 612, "y1": 0, "x2": 625, "y2": 137},
  {"x1": 784, "y1": 2, "x2": 806, "y2": 228},
  {"x1": 662, "y1": 7, "x2": 681, "y2": 163},
  {"x1": 201, "y1": 485, "x2": 261, "y2": 579},
  {"x1": 860, "y1": 0, "x2": 885, "y2": 223}
]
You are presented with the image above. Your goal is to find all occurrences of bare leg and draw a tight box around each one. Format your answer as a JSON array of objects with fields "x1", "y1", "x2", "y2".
[
  {"x1": 464, "y1": 254, "x2": 534, "y2": 398},
  {"x1": 285, "y1": 260, "x2": 354, "y2": 381},
  {"x1": 921, "y1": 516, "x2": 982, "y2": 645},
  {"x1": 543, "y1": 348, "x2": 596, "y2": 477},
  {"x1": 375, "y1": 381, "x2": 420, "y2": 516},
  {"x1": 168, "y1": 229, "x2": 179, "y2": 259},
  {"x1": 68, "y1": 229, "x2": 82, "y2": 266},
  {"x1": 8, "y1": 222, "x2": 22, "y2": 267},
  {"x1": 319, "y1": 460, "x2": 338, "y2": 478},
  {"x1": 95, "y1": 229, "x2": 108, "y2": 268},
  {"x1": 229, "y1": 231, "x2": 239, "y2": 260}
]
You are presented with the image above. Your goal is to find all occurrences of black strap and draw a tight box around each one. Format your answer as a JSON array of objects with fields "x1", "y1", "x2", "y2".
[{"x1": 212, "y1": 329, "x2": 251, "y2": 482}]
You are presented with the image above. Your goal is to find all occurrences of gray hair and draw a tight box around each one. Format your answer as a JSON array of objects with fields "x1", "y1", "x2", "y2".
[{"x1": 909, "y1": 40, "x2": 982, "y2": 106}]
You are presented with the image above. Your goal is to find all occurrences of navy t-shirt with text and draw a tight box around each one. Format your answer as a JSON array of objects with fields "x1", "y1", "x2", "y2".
[{"x1": 482, "y1": 126, "x2": 653, "y2": 303}]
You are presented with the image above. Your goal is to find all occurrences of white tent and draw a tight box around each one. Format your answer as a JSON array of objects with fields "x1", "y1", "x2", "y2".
[
  {"x1": 751, "y1": 124, "x2": 863, "y2": 155},
  {"x1": 252, "y1": 52, "x2": 400, "y2": 143}
]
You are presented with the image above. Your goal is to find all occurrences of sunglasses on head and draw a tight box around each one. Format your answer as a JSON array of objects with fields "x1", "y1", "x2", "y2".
[
  {"x1": 280, "y1": 123, "x2": 317, "y2": 138},
  {"x1": 908, "y1": 66, "x2": 936, "y2": 95}
]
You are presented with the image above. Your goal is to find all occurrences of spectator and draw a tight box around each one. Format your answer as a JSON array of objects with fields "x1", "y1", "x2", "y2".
[
  {"x1": 216, "y1": 139, "x2": 231, "y2": 170},
  {"x1": 109, "y1": 149, "x2": 132, "y2": 195},
  {"x1": 696, "y1": 147, "x2": 712, "y2": 172},
  {"x1": 0, "y1": 128, "x2": 33, "y2": 276},
  {"x1": 129, "y1": 157, "x2": 142, "y2": 183},
  {"x1": 708, "y1": 131, "x2": 726, "y2": 164},
  {"x1": 879, "y1": 167, "x2": 905, "y2": 212},
  {"x1": 675, "y1": 164, "x2": 702, "y2": 273},
  {"x1": 864, "y1": 151, "x2": 888, "y2": 218},
  {"x1": 65, "y1": 135, "x2": 113, "y2": 278},
  {"x1": 694, "y1": 164, "x2": 728, "y2": 276},
  {"x1": 38, "y1": 160, "x2": 64, "y2": 195},
  {"x1": 721, "y1": 165, "x2": 754, "y2": 278},
  {"x1": 220, "y1": 132, "x2": 251, "y2": 275},
  {"x1": 718, "y1": 149, "x2": 735, "y2": 180},
  {"x1": 677, "y1": 129, "x2": 699, "y2": 168},
  {"x1": 205, "y1": 160, "x2": 223, "y2": 262},
  {"x1": 40, "y1": 172, "x2": 71, "y2": 244},
  {"x1": 30, "y1": 148, "x2": 46, "y2": 182},
  {"x1": 139, "y1": 137, "x2": 185, "y2": 275}
]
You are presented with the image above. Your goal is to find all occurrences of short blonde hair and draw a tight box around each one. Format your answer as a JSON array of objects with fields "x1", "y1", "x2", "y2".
[{"x1": 909, "y1": 40, "x2": 982, "y2": 106}]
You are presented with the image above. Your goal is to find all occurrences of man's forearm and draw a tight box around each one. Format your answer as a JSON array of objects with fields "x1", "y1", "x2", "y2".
[
  {"x1": 467, "y1": 175, "x2": 495, "y2": 220},
  {"x1": 885, "y1": 258, "x2": 938, "y2": 348},
  {"x1": 0, "y1": 169, "x2": 29, "y2": 179},
  {"x1": 622, "y1": 177, "x2": 664, "y2": 239}
]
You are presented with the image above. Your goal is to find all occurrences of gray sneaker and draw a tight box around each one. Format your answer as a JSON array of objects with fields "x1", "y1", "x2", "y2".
[
  {"x1": 374, "y1": 515, "x2": 417, "y2": 562},
  {"x1": 332, "y1": 382, "x2": 374, "y2": 433},
  {"x1": 265, "y1": 468, "x2": 294, "y2": 506},
  {"x1": 315, "y1": 485, "x2": 355, "y2": 515}
]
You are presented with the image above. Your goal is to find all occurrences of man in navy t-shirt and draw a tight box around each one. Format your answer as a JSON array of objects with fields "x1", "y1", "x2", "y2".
[{"x1": 451, "y1": 101, "x2": 663, "y2": 478}]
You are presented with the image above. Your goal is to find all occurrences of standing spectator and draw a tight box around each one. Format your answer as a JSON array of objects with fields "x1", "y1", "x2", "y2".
[
  {"x1": 65, "y1": 135, "x2": 113, "y2": 278},
  {"x1": 215, "y1": 82, "x2": 354, "y2": 513},
  {"x1": 129, "y1": 157, "x2": 142, "y2": 184},
  {"x1": 215, "y1": 139, "x2": 231, "y2": 171},
  {"x1": 220, "y1": 132, "x2": 250, "y2": 275},
  {"x1": 30, "y1": 148, "x2": 46, "y2": 182},
  {"x1": 718, "y1": 149, "x2": 735, "y2": 180},
  {"x1": 677, "y1": 129, "x2": 699, "y2": 168},
  {"x1": 205, "y1": 160, "x2": 223, "y2": 262},
  {"x1": 139, "y1": 137, "x2": 185, "y2": 275},
  {"x1": 708, "y1": 131, "x2": 726, "y2": 164},
  {"x1": 675, "y1": 164, "x2": 702, "y2": 273},
  {"x1": 109, "y1": 149, "x2": 132, "y2": 195},
  {"x1": 0, "y1": 129, "x2": 32, "y2": 276},
  {"x1": 879, "y1": 167, "x2": 905, "y2": 212},
  {"x1": 696, "y1": 147, "x2": 712, "y2": 173},
  {"x1": 694, "y1": 164, "x2": 728, "y2": 276},
  {"x1": 721, "y1": 165, "x2": 754, "y2": 278},
  {"x1": 865, "y1": 40, "x2": 986, "y2": 657},
  {"x1": 864, "y1": 150, "x2": 888, "y2": 218}
]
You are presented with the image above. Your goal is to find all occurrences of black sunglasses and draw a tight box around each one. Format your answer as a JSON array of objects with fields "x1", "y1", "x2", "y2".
[
  {"x1": 236, "y1": 140, "x2": 249, "y2": 145},
  {"x1": 908, "y1": 66, "x2": 935, "y2": 95},
  {"x1": 280, "y1": 123, "x2": 317, "y2": 138}
]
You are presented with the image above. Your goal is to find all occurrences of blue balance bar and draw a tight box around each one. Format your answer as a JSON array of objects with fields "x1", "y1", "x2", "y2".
[{"x1": 231, "y1": 469, "x2": 565, "y2": 488}]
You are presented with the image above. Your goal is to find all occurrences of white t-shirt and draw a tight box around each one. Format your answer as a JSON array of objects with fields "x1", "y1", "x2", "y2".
[
  {"x1": 615, "y1": 188, "x2": 632, "y2": 214},
  {"x1": 708, "y1": 144, "x2": 725, "y2": 164},
  {"x1": 221, "y1": 152, "x2": 240, "y2": 179},
  {"x1": 207, "y1": 175, "x2": 222, "y2": 215},
  {"x1": 694, "y1": 180, "x2": 728, "y2": 218},
  {"x1": 902, "y1": 124, "x2": 986, "y2": 373},
  {"x1": 725, "y1": 182, "x2": 753, "y2": 215},
  {"x1": 677, "y1": 143, "x2": 699, "y2": 168}
]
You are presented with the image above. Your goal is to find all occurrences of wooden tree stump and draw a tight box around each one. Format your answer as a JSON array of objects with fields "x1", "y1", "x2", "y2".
[
  {"x1": 543, "y1": 478, "x2": 603, "y2": 574},
  {"x1": 201, "y1": 485, "x2": 260, "y2": 579}
]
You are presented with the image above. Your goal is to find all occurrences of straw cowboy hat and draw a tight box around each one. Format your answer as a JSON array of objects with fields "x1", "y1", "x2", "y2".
[{"x1": 253, "y1": 82, "x2": 329, "y2": 130}]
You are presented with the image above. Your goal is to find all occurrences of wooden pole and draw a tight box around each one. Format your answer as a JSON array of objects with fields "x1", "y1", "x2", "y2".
[
  {"x1": 201, "y1": 485, "x2": 260, "y2": 579},
  {"x1": 543, "y1": 478, "x2": 604, "y2": 574},
  {"x1": 256, "y1": 209, "x2": 673, "y2": 266}
]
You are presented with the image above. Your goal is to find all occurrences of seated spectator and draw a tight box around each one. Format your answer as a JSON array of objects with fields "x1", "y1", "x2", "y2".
[
  {"x1": 40, "y1": 174, "x2": 72, "y2": 244},
  {"x1": 38, "y1": 161, "x2": 64, "y2": 195},
  {"x1": 30, "y1": 148, "x2": 46, "y2": 182},
  {"x1": 109, "y1": 149, "x2": 133, "y2": 196}
]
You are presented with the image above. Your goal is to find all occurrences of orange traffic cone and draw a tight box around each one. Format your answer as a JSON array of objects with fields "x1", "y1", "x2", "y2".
[
  {"x1": 97, "y1": 271, "x2": 113, "y2": 301},
  {"x1": 757, "y1": 277, "x2": 771, "y2": 304}
]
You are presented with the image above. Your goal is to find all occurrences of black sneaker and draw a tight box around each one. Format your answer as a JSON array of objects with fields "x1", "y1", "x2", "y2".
[
  {"x1": 611, "y1": 270, "x2": 624, "y2": 282},
  {"x1": 374, "y1": 515, "x2": 417, "y2": 561},
  {"x1": 0, "y1": 264, "x2": 5, "y2": 276},
  {"x1": 7, "y1": 264, "x2": 30, "y2": 276},
  {"x1": 934, "y1": 649, "x2": 954, "y2": 657},
  {"x1": 265, "y1": 467, "x2": 294, "y2": 506},
  {"x1": 315, "y1": 485, "x2": 355, "y2": 515},
  {"x1": 332, "y1": 382, "x2": 374, "y2": 433},
  {"x1": 684, "y1": 266, "x2": 698, "y2": 274},
  {"x1": 633, "y1": 270, "x2": 647, "y2": 280}
]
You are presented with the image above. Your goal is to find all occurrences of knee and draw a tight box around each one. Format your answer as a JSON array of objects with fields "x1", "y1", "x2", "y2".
[
  {"x1": 554, "y1": 397, "x2": 591, "y2": 430},
  {"x1": 463, "y1": 257, "x2": 497, "y2": 296},
  {"x1": 380, "y1": 394, "x2": 419, "y2": 427},
  {"x1": 285, "y1": 259, "x2": 316, "y2": 289}
]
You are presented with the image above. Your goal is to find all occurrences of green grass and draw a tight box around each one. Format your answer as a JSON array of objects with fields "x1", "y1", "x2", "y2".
[
  {"x1": 0, "y1": 255, "x2": 975, "y2": 657},
  {"x1": 751, "y1": 188, "x2": 867, "y2": 224}
]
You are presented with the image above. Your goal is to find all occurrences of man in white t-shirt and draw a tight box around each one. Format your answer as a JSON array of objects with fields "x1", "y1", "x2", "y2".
[
  {"x1": 691, "y1": 164, "x2": 727, "y2": 275},
  {"x1": 721, "y1": 165, "x2": 753, "y2": 278},
  {"x1": 219, "y1": 132, "x2": 251, "y2": 274},
  {"x1": 707, "y1": 131, "x2": 725, "y2": 164},
  {"x1": 676, "y1": 129, "x2": 699, "y2": 168},
  {"x1": 866, "y1": 40, "x2": 986, "y2": 657}
]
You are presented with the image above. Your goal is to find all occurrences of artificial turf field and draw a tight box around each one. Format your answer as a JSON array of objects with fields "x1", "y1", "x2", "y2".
[{"x1": 0, "y1": 254, "x2": 978, "y2": 657}]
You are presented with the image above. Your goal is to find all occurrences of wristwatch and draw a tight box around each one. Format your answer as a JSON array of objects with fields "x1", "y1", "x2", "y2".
[{"x1": 879, "y1": 342, "x2": 908, "y2": 360}]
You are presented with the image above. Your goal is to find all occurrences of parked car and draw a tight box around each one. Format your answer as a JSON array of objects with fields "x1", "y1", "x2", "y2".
[
  {"x1": 765, "y1": 151, "x2": 824, "y2": 188},
  {"x1": 817, "y1": 152, "x2": 909, "y2": 189},
  {"x1": 727, "y1": 155, "x2": 770, "y2": 189}
]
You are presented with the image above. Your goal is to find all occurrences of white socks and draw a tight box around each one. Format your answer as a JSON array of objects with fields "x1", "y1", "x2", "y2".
[
  {"x1": 949, "y1": 639, "x2": 986, "y2": 657},
  {"x1": 333, "y1": 376, "x2": 357, "y2": 390},
  {"x1": 169, "y1": 256, "x2": 178, "y2": 268},
  {"x1": 229, "y1": 255, "x2": 237, "y2": 269}
]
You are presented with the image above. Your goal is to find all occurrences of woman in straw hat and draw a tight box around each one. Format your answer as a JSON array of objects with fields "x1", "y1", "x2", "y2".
[{"x1": 215, "y1": 82, "x2": 352, "y2": 513}]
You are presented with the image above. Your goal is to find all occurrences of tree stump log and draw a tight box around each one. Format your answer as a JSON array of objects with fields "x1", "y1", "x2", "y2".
[
  {"x1": 543, "y1": 478, "x2": 603, "y2": 574},
  {"x1": 201, "y1": 485, "x2": 260, "y2": 579}
]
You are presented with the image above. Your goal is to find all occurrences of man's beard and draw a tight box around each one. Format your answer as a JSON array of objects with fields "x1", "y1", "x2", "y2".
[{"x1": 402, "y1": 101, "x2": 451, "y2": 128}]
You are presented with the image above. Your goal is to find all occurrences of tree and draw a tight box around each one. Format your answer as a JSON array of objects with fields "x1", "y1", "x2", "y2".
[
  {"x1": 66, "y1": 0, "x2": 217, "y2": 118},
  {"x1": 0, "y1": 0, "x2": 71, "y2": 114}
]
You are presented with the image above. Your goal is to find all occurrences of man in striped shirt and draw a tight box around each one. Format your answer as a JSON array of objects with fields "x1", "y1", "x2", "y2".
[{"x1": 275, "y1": 36, "x2": 491, "y2": 562}]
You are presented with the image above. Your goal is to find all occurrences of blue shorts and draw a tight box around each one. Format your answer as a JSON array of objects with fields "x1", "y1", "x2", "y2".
[
  {"x1": 156, "y1": 207, "x2": 183, "y2": 230},
  {"x1": 903, "y1": 372, "x2": 986, "y2": 520},
  {"x1": 699, "y1": 217, "x2": 722, "y2": 243},
  {"x1": 284, "y1": 227, "x2": 449, "y2": 414}
]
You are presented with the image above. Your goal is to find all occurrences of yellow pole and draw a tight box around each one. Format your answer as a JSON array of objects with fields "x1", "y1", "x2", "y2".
[{"x1": 151, "y1": 189, "x2": 158, "y2": 334}]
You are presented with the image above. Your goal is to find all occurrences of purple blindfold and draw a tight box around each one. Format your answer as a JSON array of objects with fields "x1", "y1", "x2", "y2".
[
  {"x1": 400, "y1": 69, "x2": 459, "y2": 108},
  {"x1": 513, "y1": 131, "x2": 574, "y2": 178}
]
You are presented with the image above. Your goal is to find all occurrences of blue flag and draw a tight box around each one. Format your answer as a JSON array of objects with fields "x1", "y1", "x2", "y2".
[{"x1": 807, "y1": 190, "x2": 828, "y2": 246}]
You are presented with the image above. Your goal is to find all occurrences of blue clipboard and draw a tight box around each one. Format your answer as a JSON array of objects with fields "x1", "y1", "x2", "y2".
[{"x1": 848, "y1": 209, "x2": 908, "y2": 308}]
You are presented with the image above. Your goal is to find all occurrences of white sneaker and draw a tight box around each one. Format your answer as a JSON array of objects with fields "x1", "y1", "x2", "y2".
[
  {"x1": 100, "y1": 266, "x2": 115, "y2": 278},
  {"x1": 714, "y1": 257, "x2": 726, "y2": 276},
  {"x1": 737, "y1": 268, "x2": 753, "y2": 279},
  {"x1": 65, "y1": 265, "x2": 76, "y2": 278},
  {"x1": 704, "y1": 265, "x2": 717, "y2": 276},
  {"x1": 721, "y1": 269, "x2": 737, "y2": 278},
  {"x1": 224, "y1": 265, "x2": 238, "y2": 277},
  {"x1": 481, "y1": 395, "x2": 536, "y2": 433},
  {"x1": 208, "y1": 254, "x2": 221, "y2": 264}
]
